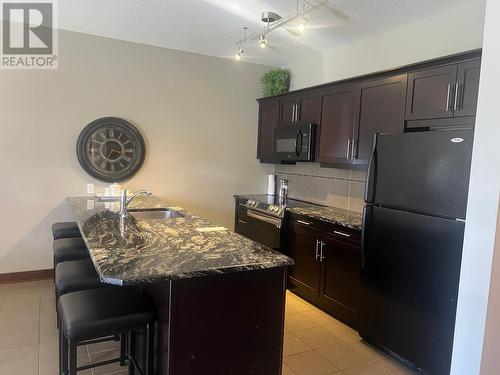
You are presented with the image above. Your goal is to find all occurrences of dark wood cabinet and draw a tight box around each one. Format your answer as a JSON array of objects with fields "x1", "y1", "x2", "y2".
[
  {"x1": 279, "y1": 95, "x2": 298, "y2": 125},
  {"x1": 406, "y1": 58, "x2": 480, "y2": 122},
  {"x1": 320, "y1": 231, "x2": 361, "y2": 328},
  {"x1": 298, "y1": 93, "x2": 323, "y2": 124},
  {"x1": 288, "y1": 220, "x2": 322, "y2": 301},
  {"x1": 257, "y1": 51, "x2": 480, "y2": 165},
  {"x1": 280, "y1": 92, "x2": 322, "y2": 126},
  {"x1": 317, "y1": 85, "x2": 356, "y2": 163},
  {"x1": 286, "y1": 214, "x2": 361, "y2": 328},
  {"x1": 406, "y1": 65, "x2": 457, "y2": 120},
  {"x1": 257, "y1": 98, "x2": 279, "y2": 163},
  {"x1": 455, "y1": 59, "x2": 481, "y2": 117},
  {"x1": 353, "y1": 75, "x2": 407, "y2": 163}
]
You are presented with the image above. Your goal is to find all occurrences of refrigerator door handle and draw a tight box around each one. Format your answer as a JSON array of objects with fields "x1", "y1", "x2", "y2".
[
  {"x1": 360, "y1": 205, "x2": 370, "y2": 270},
  {"x1": 364, "y1": 133, "x2": 378, "y2": 203}
]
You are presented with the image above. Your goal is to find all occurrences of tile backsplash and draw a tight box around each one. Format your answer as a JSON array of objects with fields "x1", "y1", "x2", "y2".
[{"x1": 275, "y1": 163, "x2": 366, "y2": 213}]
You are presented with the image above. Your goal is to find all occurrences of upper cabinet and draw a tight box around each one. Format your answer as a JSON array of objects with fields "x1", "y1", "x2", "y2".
[
  {"x1": 256, "y1": 51, "x2": 481, "y2": 166},
  {"x1": 257, "y1": 97, "x2": 279, "y2": 163},
  {"x1": 406, "y1": 58, "x2": 481, "y2": 121},
  {"x1": 406, "y1": 65, "x2": 457, "y2": 120},
  {"x1": 317, "y1": 75, "x2": 407, "y2": 166},
  {"x1": 353, "y1": 75, "x2": 407, "y2": 163},
  {"x1": 455, "y1": 59, "x2": 481, "y2": 117},
  {"x1": 317, "y1": 85, "x2": 356, "y2": 163},
  {"x1": 279, "y1": 95, "x2": 299, "y2": 125},
  {"x1": 279, "y1": 92, "x2": 323, "y2": 125}
]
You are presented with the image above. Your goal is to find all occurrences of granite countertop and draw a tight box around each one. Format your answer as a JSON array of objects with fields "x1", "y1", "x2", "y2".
[
  {"x1": 66, "y1": 196, "x2": 293, "y2": 286},
  {"x1": 286, "y1": 206, "x2": 362, "y2": 230},
  {"x1": 235, "y1": 194, "x2": 362, "y2": 230}
]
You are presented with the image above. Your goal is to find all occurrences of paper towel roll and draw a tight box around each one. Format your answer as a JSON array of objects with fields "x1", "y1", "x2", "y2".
[{"x1": 267, "y1": 174, "x2": 276, "y2": 195}]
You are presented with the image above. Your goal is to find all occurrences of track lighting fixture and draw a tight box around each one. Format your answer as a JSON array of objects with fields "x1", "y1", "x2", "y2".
[{"x1": 234, "y1": 1, "x2": 320, "y2": 61}]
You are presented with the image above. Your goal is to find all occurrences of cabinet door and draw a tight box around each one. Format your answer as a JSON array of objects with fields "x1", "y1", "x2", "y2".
[
  {"x1": 406, "y1": 65, "x2": 457, "y2": 120},
  {"x1": 257, "y1": 99, "x2": 279, "y2": 163},
  {"x1": 354, "y1": 75, "x2": 407, "y2": 163},
  {"x1": 454, "y1": 59, "x2": 481, "y2": 117},
  {"x1": 317, "y1": 86, "x2": 356, "y2": 163},
  {"x1": 288, "y1": 220, "x2": 322, "y2": 300},
  {"x1": 298, "y1": 94, "x2": 322, "y2": 124},
  {"x1": 320, "y1": 235, "x2": 361, "y2": 328},
  {"x1": 280, "y1": 96, "x2": 298, "y2": 125}
]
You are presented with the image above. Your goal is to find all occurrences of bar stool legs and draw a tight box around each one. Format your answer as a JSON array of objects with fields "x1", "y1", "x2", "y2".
[
  {"x1": 59, "y1": 327, "x2": 153, "y2": 375},
  {"x1": 128, "y1": 331, "x2": 136, "y2": 375},
  {"x1": 145, "y1": 323, "x2": 155, "y2": 375}
]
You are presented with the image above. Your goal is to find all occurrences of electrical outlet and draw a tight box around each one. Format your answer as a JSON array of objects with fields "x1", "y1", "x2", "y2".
[{"x1": 87, "y1": 183, "x2": 95, "y2": 195}]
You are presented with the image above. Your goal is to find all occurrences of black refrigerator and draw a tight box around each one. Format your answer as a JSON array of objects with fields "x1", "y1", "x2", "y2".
[{"x1": 359, "y1": 129, "x2": 474, "y2": 374}]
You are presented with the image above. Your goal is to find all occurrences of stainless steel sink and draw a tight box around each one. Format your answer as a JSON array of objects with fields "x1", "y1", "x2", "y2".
[{"x1": 128, "y1": 208, "x2": 184, "y2": 220}]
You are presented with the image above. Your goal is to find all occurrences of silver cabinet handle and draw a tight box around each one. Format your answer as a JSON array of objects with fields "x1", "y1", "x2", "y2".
[
  {"x1": 296, "y1": 103, "x2": 300, "y2": 122},
  {"x1": 237, "y1": 219, "x2": 247, "y2": 224},
  {"x1": 320, "y1": 241, "x2": 325, "y2": 262},
  {"x1": 351, "y1": 138, "x2": 356, "y2": 160},
  {"x1": 291, "y1": 104, "x2": 295, "y2": 122},
  {"x1": 454, "y1": 82, "x2": 460, "y2": 111},
  {"x1": 315, "y1": 239, "x2": 320, "y2": 260},
  {"x1": 297, "y1": 219, "x2": 311, "y2": 226},
  {"x1": 333, "y1": 230, "x2": 351, "y2": 237},
  {"x1": 445, "y1": 83, "x2": 451, "y2": 111},
  {"x1": 346, "y1": 138, "x2": 351, "y2": 159}
]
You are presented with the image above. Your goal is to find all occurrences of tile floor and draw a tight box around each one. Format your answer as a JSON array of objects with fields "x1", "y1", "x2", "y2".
[{"x1": 0, "y1": 279, "x2": 417, "y2": 375}]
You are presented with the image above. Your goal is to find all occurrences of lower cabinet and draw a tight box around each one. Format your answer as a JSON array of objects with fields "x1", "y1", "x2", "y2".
[{"x1": 287, "y1": 214, "x2": 361, "y2": 328}]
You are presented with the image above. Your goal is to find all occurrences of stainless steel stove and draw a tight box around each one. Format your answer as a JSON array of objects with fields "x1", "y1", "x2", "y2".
[{"x1": 234, "y1": 194, "x2": 315, "y2": 251}]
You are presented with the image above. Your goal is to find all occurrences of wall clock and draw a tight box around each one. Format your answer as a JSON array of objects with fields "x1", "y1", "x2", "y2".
[{"x1": 77, "y1": 117, "x2": 146, "y2": 183}]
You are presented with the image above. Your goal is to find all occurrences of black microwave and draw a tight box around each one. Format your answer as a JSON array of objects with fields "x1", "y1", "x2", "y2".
[{"x1": 274, "y1": 123, "x2": 316, "y2": 162}]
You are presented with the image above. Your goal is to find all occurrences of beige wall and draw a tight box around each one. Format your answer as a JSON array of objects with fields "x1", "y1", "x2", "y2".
[
  {"x1": 286, "y1": 0, "x2": 485, "y2": 90},
  {"x1": 0, "y1": 29, "x2": 273, "y2": 273}
]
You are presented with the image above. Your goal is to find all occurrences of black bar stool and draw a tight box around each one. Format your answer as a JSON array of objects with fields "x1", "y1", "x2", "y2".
[
  {"x1": 58, "y1": 287, "x2": 156, "y2": 375},
  {"x1": 55, "y1": 259, "x2": 127, "y2": 365},
  {"x1": 52, "y1": 222, "x2": 82, "y2": 240},
  {"x1": 55, "y1": 259, "x2": 103, "y2": 300},
  {"x1": 53, "y1": 238, "x2": 89, "y2": 269}
]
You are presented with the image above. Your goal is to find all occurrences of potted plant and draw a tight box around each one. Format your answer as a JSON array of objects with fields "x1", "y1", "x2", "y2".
[{"x1": 261, "y1": 68, "x2": 290, "y2": 97}]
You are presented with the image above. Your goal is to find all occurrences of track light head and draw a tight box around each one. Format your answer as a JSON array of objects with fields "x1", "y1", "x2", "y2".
[
  {"x1": 298, "y1": 16, "x2": 309, "y2": 32},
  {"x1": 259, "y1": 34, "x2": 268, "y2": 48},
  {"x1": 235, "y1": 46, "x2": 243, "y2": 60}
]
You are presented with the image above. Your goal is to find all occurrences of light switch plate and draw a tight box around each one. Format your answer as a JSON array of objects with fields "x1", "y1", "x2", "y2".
[{"x1": 87, "y1": 183, "x2": 95, "y2": 195}]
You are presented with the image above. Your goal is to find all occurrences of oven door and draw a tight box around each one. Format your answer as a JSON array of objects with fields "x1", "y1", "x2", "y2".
[
  {"x1": 245, "y1": 210, "x2": 282, "y2": 250},
  {"x1": 274, "y1": 124, "x2": 316, "y2": 162}
]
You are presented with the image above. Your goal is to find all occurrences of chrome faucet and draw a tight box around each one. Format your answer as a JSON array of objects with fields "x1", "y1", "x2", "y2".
[{"x1": 119, "y1": 189, "x2": 152, "y2": 216}]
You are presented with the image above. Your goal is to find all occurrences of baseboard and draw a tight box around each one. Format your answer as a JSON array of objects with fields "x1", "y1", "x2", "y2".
[{"x1": 0, "y1": 269, "x2": 54, "y2": 284}]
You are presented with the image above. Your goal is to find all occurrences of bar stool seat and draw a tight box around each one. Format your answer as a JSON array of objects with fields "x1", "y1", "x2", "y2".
[
  {"x1": 55, "y1": 259, "x2": 102, "y2": 300},
  {"x1": 53, "y1": 238, "x2": 89, "y2": 267},
  {"x1": 59, "y1": 287, "x2": 156, "y2": 375},
  {"x1": 52, "y1": 222, "x2": 81, "y2": 240}
]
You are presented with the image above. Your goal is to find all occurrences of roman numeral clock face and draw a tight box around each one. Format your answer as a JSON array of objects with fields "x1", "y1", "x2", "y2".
[{"x1": 77, "y1": 118, "x2": 146, "y2": 183}]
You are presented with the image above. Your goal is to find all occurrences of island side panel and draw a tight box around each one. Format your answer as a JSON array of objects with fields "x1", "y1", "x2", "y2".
[{"x1": 163, "y1": 267, "x2": 287, "y2": 375}]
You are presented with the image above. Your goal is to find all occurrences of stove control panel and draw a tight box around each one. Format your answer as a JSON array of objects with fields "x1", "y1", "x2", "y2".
[{"x1": 245, "y1": 199, "x2": 286, "y2": 218}]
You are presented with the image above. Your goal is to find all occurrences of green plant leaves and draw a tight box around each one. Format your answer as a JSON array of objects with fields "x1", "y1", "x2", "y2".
[{"x1": 261, "y1": 69, "x2": 290, "y2": 97}]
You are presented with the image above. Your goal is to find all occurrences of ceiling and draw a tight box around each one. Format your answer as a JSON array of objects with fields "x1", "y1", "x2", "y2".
[{"x1": 56, "y1": 0, "x2": 477, "y2": 66}]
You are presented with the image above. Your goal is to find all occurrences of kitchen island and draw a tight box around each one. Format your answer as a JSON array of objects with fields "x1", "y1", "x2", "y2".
[{"x1": 67, "y1": 196, "x2": 293, "y2": 375}]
